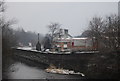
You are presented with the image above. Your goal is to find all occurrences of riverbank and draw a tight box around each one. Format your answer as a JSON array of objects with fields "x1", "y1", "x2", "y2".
[
  {"x1": 3, "y1": 56, "x2": 84, "y2": 79},
  {"x1": 12, "y1": 49, "x2": 119, "y2": 79}
]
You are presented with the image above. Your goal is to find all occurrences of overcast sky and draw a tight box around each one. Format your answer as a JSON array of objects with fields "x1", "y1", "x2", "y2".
[{"x1": 5, "y1": 2, "x2": 118, "y2": 36}]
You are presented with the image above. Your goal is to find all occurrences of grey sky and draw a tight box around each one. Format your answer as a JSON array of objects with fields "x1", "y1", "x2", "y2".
[{"x1": 5, "y1": 2, "x2": 118, "y2": 36}]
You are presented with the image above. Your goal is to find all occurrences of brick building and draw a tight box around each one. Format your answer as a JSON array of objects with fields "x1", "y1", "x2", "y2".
[{"x1": 53, "y1": 29, "x2": 97, "y2": 52}]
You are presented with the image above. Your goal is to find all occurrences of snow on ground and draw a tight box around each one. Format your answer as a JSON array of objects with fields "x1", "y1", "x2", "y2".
[
  {"x1": 16, "y1": 46, "x2": 98, "y2": 54},
  {"x1": 45, "y1": 68, "x2": 85, "y2": 76},
  {"x1": 45, "y1": 64, "x2": 85, "y2": 76},
  {"x1": 75, "y1": 51, "x2": 99, "y2": 54},
  {"x1": 17, "y1": 47, "x2": 42, "y2": 53},
  {"x1": 17, "y1": 47, "x2": 32, "y2": 50}
]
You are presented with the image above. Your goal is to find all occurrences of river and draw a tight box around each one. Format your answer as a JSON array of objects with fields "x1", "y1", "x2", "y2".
[{"x1": 3, "y1": 57, "x2": 84, "y2": 79}]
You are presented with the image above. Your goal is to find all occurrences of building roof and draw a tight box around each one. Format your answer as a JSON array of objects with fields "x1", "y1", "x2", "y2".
[
  {"x1": 56, "y1": 41, "x2": 70, "y2": 42},
  {"x1": 72, "y1": 38, "x2": 88, "y2": 40}
]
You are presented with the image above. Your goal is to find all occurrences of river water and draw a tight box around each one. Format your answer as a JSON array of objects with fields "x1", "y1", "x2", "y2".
[{"x1": 4, "y1": 57, "x2": 84, "y2": 79}]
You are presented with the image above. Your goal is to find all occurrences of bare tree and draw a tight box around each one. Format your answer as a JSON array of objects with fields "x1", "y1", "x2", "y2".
[
  {"x1": 42, "y1": 34, "x2": 51, "y2": 50},
  {"x1": 104, "y1": 15, "x2": 119, "y2": 50},
  {"x1": 0, "y1": 1, "x2": 5, "y2": 13},
  {"x1": 0, "y1": 1, "x2": 5, "y2": 29},
  {"x1": 118, "y1": 16, "x2": 120, "y2": 49},
  {"x1": 88, "y1": 15, "x2": 119, "y2": 51},
  {"x1": 47, "y1": 22, "x2": 61, "y2": 48},
  {"x1": 88, "y1": 17, "x2": 105, "y2": 50},
  {"x1": 0, "y1": 1, "x2": 17, "y2": 56}
]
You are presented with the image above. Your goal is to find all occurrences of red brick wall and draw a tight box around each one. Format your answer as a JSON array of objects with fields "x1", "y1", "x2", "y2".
[{"x1": 54, "y1": 38, "x2": 98, "y2": 51}]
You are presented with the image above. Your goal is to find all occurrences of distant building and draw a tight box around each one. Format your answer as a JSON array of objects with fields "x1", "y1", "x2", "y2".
[{"x1": 53, "y1": 29, "x2": 97, "y2": 52}]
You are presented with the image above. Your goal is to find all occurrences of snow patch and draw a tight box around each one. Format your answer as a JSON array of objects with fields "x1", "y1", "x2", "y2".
[
  {"x1": 17, "y1": 47, "x2": 32, "y2": 50},
  {"x1": 45, "y1": 68, "x2": 85, "y2": 76},
  {"x1": 45, "y1": 64, "x2": 85, "y2": 76}
]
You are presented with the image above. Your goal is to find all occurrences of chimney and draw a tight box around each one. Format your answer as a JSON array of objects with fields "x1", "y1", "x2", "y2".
[
  {"x1": 60, "y1": 29, "x2": 63, "y2": 34},
  {"x1": 64, "y1": 29, "x2": 68, "y2": 35}
]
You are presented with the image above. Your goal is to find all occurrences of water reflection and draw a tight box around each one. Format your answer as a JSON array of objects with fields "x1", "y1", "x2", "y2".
[
  {"x1": 6, "y1": 59, "x2": 83, "y2": 79},
  {"x1": 8, "y1": 62, "x2": 46, "y2": 79}
]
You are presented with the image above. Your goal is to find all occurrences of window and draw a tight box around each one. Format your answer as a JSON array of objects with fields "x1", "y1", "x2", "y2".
[
  {"x1": 64, "y1": 42, "x2": 67, "y2": 44},
  {"x1": 64, "y1": 43, "x2": 67, "y2": 48}
]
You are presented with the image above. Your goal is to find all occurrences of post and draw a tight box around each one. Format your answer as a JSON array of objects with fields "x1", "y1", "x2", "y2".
[
  {"x1": 38, "y1": 33, "x2": 39, "y2": 42},
  {"x1": 36, "y1": 33, "x2": 41, "y2": 51}
]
